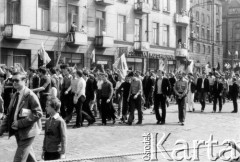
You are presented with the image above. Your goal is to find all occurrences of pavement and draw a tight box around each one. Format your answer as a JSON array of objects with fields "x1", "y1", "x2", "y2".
[{"x1": 0, "y1": 100, "x2": 240, "y2": 162}]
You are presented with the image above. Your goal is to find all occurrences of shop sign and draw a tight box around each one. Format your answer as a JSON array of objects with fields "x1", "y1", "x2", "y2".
[
  {"x1": 97, "y1": 61, "x2": 108, "y2": 64},
  {"x1": 127, "y1": 50, "x2": 174, "y2": 59},
  {"x1": 228, "y1": 8, "x2": 240, "y2": 15},
  {"x1": 176, "y1": 48, "x2": 188, "y2": 57}
]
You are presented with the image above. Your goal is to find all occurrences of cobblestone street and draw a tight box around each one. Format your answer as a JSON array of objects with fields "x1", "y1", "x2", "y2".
[{"x1": 0, "y1": 101, "x2": 239, "y2": 162}]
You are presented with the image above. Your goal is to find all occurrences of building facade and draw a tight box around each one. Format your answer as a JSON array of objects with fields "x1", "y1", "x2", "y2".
[
  {"x1": 0, "y1": 0, "x2": 191, "y2": 73},
  {"x1": 222, "y1": 0, "x2": 240, "y2": 71},
  {"x1": 189, "y1": 0, "x2": 223, "y2": 73}
]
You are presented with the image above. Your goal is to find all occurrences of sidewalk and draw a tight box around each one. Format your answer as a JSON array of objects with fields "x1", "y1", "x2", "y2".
[{"x1": 0, "y1": 101, "x2": 239, "y2": 162}]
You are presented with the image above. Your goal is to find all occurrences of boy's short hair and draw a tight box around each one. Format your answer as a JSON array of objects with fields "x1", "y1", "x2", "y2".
[{"x1": 47, "y1": 97, "x2": 61, "y2": 112}]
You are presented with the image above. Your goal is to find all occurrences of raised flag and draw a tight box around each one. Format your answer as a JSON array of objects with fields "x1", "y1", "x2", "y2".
[
  {"x1": 38, "y1": 42, "x2": 51, "y2": 66},
  {"x1": 113, "y1": 54, "x2": 128, "y2": 78},
  {"x1": 228, "y1": 51, "x2": 231, "y2": 56},
  {"x1": 91, "y1": 49, "x2": 96, "y2": 63}
]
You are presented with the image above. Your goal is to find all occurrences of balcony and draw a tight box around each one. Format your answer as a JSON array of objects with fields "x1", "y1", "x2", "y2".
[
  {"x1": 2, "y1": 24, "x2": 30, "y2": 40},
  {"x1": 175, "y1": 13, "x2": 190, "y2": 26},
  {"x1": 176, "y1": 48, "x2": 188, "y2": 58},
  {"x1": 134, "y1": 2, "x2": 151, "y2": 14},
  {"x1": 95, "y1": 0, "x2": 114, "y2": 6},
  {"x1": 66, "y1": 32, "x2": 88, "y2": 46},
  {"x1": 134, "y1": 41, "x2": 150, "y2": 51},
  {"x1": 95, "y1": 36, "x2": 114, "y2": 48}
]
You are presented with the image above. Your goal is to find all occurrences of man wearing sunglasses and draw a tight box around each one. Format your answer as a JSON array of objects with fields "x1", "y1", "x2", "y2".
[{"x1": 0, "y1": 72, "x2": 43, "y2": 162}]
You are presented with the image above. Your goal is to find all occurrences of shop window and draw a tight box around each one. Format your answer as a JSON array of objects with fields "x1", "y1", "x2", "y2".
[
  {"x1": 96, "y1": 11, "x2": 105, "y2": 36},
  {"x1": 38, "y1": 0, "x2": 50, "y2": 31},
  {"x1": 1, "y1": 48, "x2": 30, "y2": 70},
  {"x1": 127, "y1": 58, "x2": 143, "y2": 72},
  {"x1": 95, "y1": 55, "x2": 114, "y2": 69},
  {"x1": 60, "y1": 53, "x2": 84, "y2": 69},
  {"x1": 149, "y1": 59, "x2": 159, "y2": 71},
  {"x1": 7, "y1": 0, "x2": 21, "y2": 24}
]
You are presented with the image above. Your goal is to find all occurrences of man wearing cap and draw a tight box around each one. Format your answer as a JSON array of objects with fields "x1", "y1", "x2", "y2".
[
  {"x1": 174, "y1": 72, "x2": 188, "y2": 126},
  {"x1": 153, "y1": 70, "x2": 171, "y2": 125},
  {"x1": 212, "y1": 73, "x2": 224, "y2": 113},
  {"x1": 127, "y1": 72, "x2": 143, "y2": 125},
  {"x1": 197, "y1": 72, "x2": 210, "y2": 112}
]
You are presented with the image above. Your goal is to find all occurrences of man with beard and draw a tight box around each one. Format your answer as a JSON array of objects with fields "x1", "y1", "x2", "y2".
[{"x1": 174, "y1": 72, "x2": 188, "y2": 126}]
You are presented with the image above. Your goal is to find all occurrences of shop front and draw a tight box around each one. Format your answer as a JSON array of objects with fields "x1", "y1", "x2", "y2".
[
  {"x1": 0, "y1": 48, "x2": 31, "y2": 70},
  {"x1": 95, "y1": 55, "x2": 114, "y2": 70},
  {"x1": 175, "y1": 47, "x2": 189, "y2": 71},
  {"x1": 58, "y1": 52, "x2": 84, "y2": 69}
]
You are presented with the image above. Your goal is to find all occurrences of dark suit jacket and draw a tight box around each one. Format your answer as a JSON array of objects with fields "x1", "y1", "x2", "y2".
[
  {"x1": 232, "y1": 82, "x2": 239, "y2": 98},
  {"x1": 86, "y1": 78, "x2": 97, "y2": 100},
  {"x1": 197, "y1": 78, "x2": 210, "y2": 92},
  {"x1": 142, "y1": 76, "x2": 154, "y2": 95},
  {"x1": 212, "y1": 81, "x2": 224, "y2": 96},
  {"x1": 0, "y1": 87, "x2": 43, "y2": 140},
  {"x1": 154, "y1": 77, "x2": 171, "y2": 97},
  {"x1": 189, "y1": 81, "x2": 196, "y2": 93},
  {"x1": 32, "y1": 74, "x2": 40, "y2": 89}
]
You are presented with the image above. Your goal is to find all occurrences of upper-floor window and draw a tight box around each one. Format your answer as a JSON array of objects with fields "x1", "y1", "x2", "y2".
[
  {"x1": 38, "y1": 0, "x2": 50, "y2": 31},
  {"x1": 207, "y1": 29, "x2": 210, "y2": 41},
  {"x1": 207, "y1": 3, "x2": 211, "y2": 11},
  {"x1": 96, "y1": 11, "x2": 105, "y2": 36},
  {"x1": 216, "y1": 19, "x2": 220, "y2": 27},
  {"x1": 162, "y1": 24, "x2": 169, "y2": 47},
  {"x1": 236, "y1": 33, "x2": 240, "y2": 40},
  {"x1": 152, "y1": 0, "x2": 159, "y2": 10},
  {"x1": 152, "y1": 22, "x2": 159, "y2": 45},
  {"x1": 163, "y1": 0, "x2": 170, "y2": 12},
  {"x1": 201, "y1": 27, "x2": 205, "y2": 39},
  {"x1": 134, "y1": 19, "x2": 142, "y2": 41},
  {"x1": 117, "y1": 15, "x2": 126, "y2": 40},
  {"x1": 207, "y1": 15, "x2": 210, "y2": 26},
  {"x1": 216, "y1": 31, "x2": 220, "y2": 41},
  {"x1": 197, "y1": 43, "x2": 201, "y2": 53},
  {"x1": 196, "y1": 26, "x2": 200, "y2": 38},
  {"x1": 203, "y1": 45, "x2": 206, "y2": 54},
  {"x1": 196, "y1": 11, "x2": 199, "y2": 21},
  {"x1": 68, "y1": 5, "x2": 78, "y2": 32},
  {"x1": 201, "y1": 13, "x2": 205, "y2": 23},
  {"x1": 7, "y1": 0, "x2": 20, "y2": 24},
  {"x1": 216, "y1": 5, "x2": 220, "y2": 15}
]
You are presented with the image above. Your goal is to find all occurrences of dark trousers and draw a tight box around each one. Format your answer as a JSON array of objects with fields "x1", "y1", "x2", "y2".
[
  {"x1": 177, "y1": 96, "x2": 186, "y2": 123},
  {"x1": 144, "y1": 92, "x2": 151, "y2": 109},
  {"x1": 101, "y1": 97, "x2": 116, "y2": 124},
  {"x1": 82, "y1": 98, "x2": 96, "y2": 122},
  {"x1": 40, "y1": 94, "x2": 49, "y2": 112},
  {"x1": 14, "y1": 134, "x2": 37, "y2": 162},
  {"x1": 199, "y1": 89, "x2": 207, "y2": 110},
  {"x1": 232, "y1": 96, "x2": 238, "y2": 112},
  {"x1": 209, "y1": 85, "x2": 214, "y2": 103},
  {"x1": 122, "y1": 97, "x2": 129, "y2": 121},
  {"x1": 44, "y1": 152, "x2": 60, "y2": 161},
  {"x1": 75, "y1": 98, "x2": 93, "y2": 126},
  {"x1": 154, "y1": 94, "x2": 166, "y2": 122},
  {"x1": 65, "y1": 92, "x2": 74, "y2": 122},
  {"x1": 60, "y1": 92, "x2": 72, "y2": 118},
  {"x1": 128, "y1": 94, "x2": 142, "y2": 124},
  {"x1": 213, "y1": 95, "x2": 222, "y2": 112},
  {"x1": 97, "y1": 90, "x2": 102, "y2": 117}
]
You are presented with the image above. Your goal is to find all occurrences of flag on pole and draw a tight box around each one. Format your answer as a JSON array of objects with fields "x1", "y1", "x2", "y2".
[
  {"x1": 187, "y1": 60, "x2": 194, "y2": 74},
  {"x1": 14, "y1": 63, "x2": 27, "y2": 74},
  {"x1": 159, "y1": 59, "x2": 165, "y2": 71},
  {"x1": 38, "y1": 42, "x2": 51, "y2": 66},
  {"x1": 235, "y1": 51, "x2": 239, "y2": 56},
  {"x1": 113, "y1": 54, "x2": 128, "y2": 78}
]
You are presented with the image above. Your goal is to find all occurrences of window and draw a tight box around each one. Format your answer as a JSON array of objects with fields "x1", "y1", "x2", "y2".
[
  {"x1": 196, "y1": 26, "x2": 200, "y2": 38},
  {"x1": 96, "y1": 11, "x2": 105, "y2": 36},
  {"x1": 196, "y1": 11, "x2": 199, "y2": 21},
  {"x1": 216, "y1": 5, "x2": 220, "y2": 15},
  {"x1": 190, "y1": 42, "x2": 194, "y2": 52},
  {"x1": 208, "y1": 46, "x2": 211, "y2": 54},
  {"x1": 201, "y1": 13, "x2": 205, "y2": 23},
  {"x1": 201, "y1": 27, "x2": 205, "y2": 39},
  {"x1": 216, "y1": 31, "x2": 220, "y2": 41},
  {"x1": 149, "y1": 59, "x2": 159, "y2": 71},
  {"x1": 207, "y1": 3, "x2": 210, "y2": 11},
  {"x1": 163, "y1": 25, "x2": 169, "y2": 46},
  {"x1": 203, "y1": 45, "x2": 206, "y2": 54},
  {"x1": 118, "y1": 15, "x2": 126, "y2": 40},
  {"x1": 207, "y1": 15, "x2": 210, "y2": 26},
  {"x1": 152, "y1": 0, "x2": 159, "y2": 10},
  {"x1": 152, "y1": 22, "x2": 159, "y2": 45},
  {"x1": 134, "y1": 19, "x2": 142, "y2": 41},
  {"x1": 61, "y1": 53, "x2": 84, "y2": 69},
  {"x1": 7, "y1": 0, "x2": 21, "y2": 24},
  {"x1": 216, "y1": 19, "x2": 220, "y2": 27},
  {"x1": 197, "y1": 43, "x2": 201, "y2": 53},
  {"x1": 163, "y1": 0, "x2": 169, "y2": 11},
  {"x1": 207, "y1": 29, "x2": 210, "y2": 41},
  {"x1": 68, "y1": 5, "x2": 78, "y2": 32},
  {"x1": 218, "y1": 48, "x2": 220, "y2": 55},
  {"x1": 236, "y1": 33, "x2": 240, "y2": 40}
]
